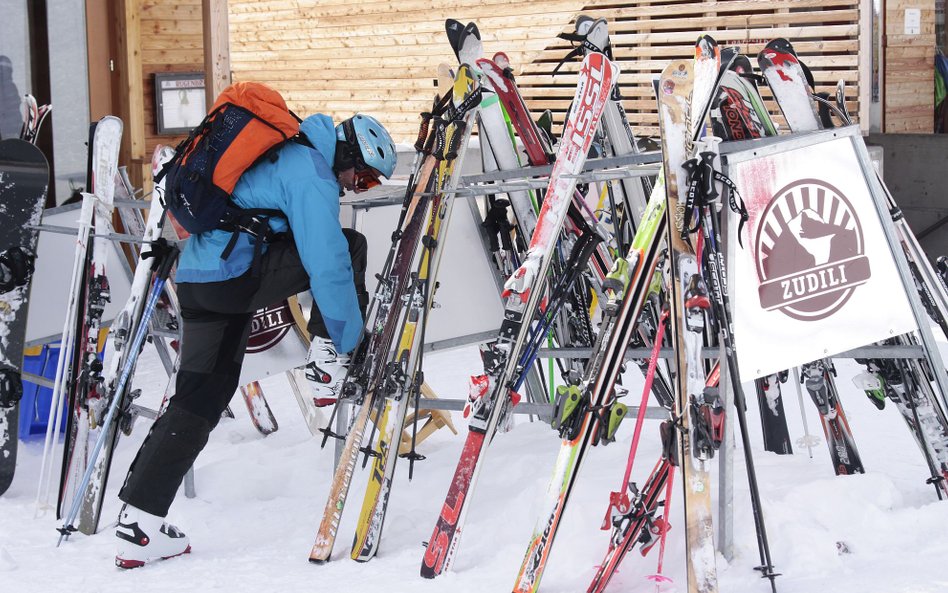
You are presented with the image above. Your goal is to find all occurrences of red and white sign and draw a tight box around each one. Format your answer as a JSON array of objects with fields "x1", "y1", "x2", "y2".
[
  {"x1": 238, "y1": 299, "x2": 308, "y2": 384},
  {"x1": 729, "y1": 136, "x2": 916, "y2": 380}
]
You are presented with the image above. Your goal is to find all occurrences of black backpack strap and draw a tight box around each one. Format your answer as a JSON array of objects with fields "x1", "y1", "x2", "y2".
[
  {"x1": 218, "y1": 207, "x2": 288, "y2": 277},
  {"x1": 292, "y1": 131, "x2": 314, "y2": 149}
]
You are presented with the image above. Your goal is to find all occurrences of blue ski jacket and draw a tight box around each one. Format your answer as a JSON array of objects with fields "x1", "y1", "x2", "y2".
[{"x1": 175, "y1": 114, "x2": 362, "y2": 353}]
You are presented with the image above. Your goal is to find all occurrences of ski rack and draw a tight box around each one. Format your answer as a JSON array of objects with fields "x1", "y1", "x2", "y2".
[
  {"x1": 344, "y1": 130, "x2": 948, "y2": 575},
  {"x1": 346, "y1": 152, "x2": 662, "y2": 211},
  {"x1": 338, "y1": 141, "x2": 939, "y2": 475},
  {"x1": 332, "y1": 151, "x2": 660, "y2": 467}
]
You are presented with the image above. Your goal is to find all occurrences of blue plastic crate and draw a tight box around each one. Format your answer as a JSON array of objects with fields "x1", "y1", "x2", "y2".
[
  {"x1": 18, "y1": 343, "x2": 66, "y2": 440},
  {"x1": 18, "y1": 339, "x2": 107, "y2": 440}
]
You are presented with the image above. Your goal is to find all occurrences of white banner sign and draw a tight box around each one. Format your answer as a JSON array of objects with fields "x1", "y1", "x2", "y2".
[
  {"x1": 238, "y1": 298, "x2": 308, "y2": 384},
  {"x1": 728, "y1": 136, "x2": 917, "y2": 380}
]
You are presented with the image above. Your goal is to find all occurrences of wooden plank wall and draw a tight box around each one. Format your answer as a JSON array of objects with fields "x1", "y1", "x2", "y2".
[
  {"x1": 521, "y1": 0, "x2": 863, "y2": 136},
  {"x1": 140, "y1": 0, "x2": 204, "y2": 165},
  {"x1": 227, "y1": 0, "x2": 865, "y2": 142},
  {"x1": 884, "y1": 0, "x2": 936, "y2": 133},
  {"x1": 227, "y1": 0, "x2": 590, "y2": 142}
]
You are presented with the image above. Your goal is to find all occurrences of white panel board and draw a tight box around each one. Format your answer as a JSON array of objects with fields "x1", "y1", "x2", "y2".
[
  {"x1": 354, "y1": 196, "x2": 503, "y2": 347},
  {"x1": 728, "y1": 136, "x2": 917, "y2": 380},
  {"x1": 25, "y1": 204, "x2": 133, "y2": 344}
]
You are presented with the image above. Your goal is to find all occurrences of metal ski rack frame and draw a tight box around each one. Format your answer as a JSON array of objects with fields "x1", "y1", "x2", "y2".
[
  {"x1": 331, "y1": 150, "x2": 664, "y2": 467},
  {"x1": 340, "y1": 134, "x2": 946, "y2": 552},
  {"x1": 709, "y1": 125, "x2": 948, "y2": 560}
]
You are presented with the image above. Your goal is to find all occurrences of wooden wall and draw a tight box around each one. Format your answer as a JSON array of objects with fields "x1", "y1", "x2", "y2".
[
  {"x1": 227, "y1": 0, "x2": 591, "y2": 142},
  {"x1": 140, "y1": 0, "x2": 204, "y2": 163},
  {"x1": 519, "y1": 0, "x2": 862, "y2": 136},
  {"x1": 227, "y1": 0, "x2": 866, "y2": 142},
  {"x1": 110, "y1": 0, "x2": 937, "y2": 182},
  {"x1": 884, "y1": 0, "x2": 936, "y2": 132}
]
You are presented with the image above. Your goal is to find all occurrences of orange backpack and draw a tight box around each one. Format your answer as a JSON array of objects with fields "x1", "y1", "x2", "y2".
[{"x1": 158, "y1": 82, "x2": 301, "y2": 256}]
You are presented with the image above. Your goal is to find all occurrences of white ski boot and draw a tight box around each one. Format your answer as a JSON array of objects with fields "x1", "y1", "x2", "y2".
[
  {"x1": 302, "y1": 336, "x2": 350, "y2": 406},
  {"x1": 115, "y1": 504, "x2": 190, "y2": 568}
]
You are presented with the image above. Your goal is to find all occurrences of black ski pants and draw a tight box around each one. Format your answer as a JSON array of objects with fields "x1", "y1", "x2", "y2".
[{"x1": 119, "y1": 229, "x2": 368, "y2": 517}]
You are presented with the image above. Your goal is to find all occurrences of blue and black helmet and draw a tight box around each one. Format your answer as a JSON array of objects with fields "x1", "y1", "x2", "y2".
[{"x1": 334, "y1": 114, "x2": 397, "y2": 179}]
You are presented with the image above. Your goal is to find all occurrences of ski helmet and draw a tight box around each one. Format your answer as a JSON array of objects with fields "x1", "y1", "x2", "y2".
[{"x1": 334, "y1": 113, "x2": 397, "y2": 179}]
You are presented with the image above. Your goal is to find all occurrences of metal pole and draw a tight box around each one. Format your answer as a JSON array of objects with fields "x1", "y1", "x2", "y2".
[
  {"x1": 717, "y1": 339, "x2": 735, "y2": 562},
  {"x1": 183, "y1": 469, "x2": 196, "y2": 499},
  {"x1": 791, "y1": 367, "x2": 818, "y2": 458}
]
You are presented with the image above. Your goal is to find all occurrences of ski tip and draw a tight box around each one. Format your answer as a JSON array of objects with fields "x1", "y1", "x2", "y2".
[
  {"x1": 115, "y1": 545, "x2": 190, "y2": 570},
  {"x1": 308, "y1": 556, "x2": 329, "y2": 565},
  {"x1": 115, "y1": 557, "x2": 145, "y2": 570},
  {"x1": 464, "y1": 21, "x2": 481, "y2": 41}
]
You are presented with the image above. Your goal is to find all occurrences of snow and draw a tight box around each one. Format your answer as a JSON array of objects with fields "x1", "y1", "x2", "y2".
[{"x1": 3, "y1": 336, "x2": 948, "y2": 592}]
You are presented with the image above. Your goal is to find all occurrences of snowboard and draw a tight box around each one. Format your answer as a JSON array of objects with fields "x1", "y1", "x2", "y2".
[{"x1": 0, "y1": 139, "x2": 49, "y2": 495}]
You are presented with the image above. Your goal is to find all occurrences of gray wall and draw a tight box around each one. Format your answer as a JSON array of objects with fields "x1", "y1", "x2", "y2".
[
  {"x1": 0, "y1": 1, "x2": 31, "y2": 137},
  {"x1": 47, "y1": 0, "x2": 90, "y2": 203},
  {"x1": 0, "y1": 1, "x2": 90, "y2": 204},
  {"x1": 867, "y1": 134, "x2": 948, "y2": 261}
]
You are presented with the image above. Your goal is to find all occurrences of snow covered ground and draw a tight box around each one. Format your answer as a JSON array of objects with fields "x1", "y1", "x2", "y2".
[{"x1": 3, "y1": 341, "x2": 948, "y2": 593}]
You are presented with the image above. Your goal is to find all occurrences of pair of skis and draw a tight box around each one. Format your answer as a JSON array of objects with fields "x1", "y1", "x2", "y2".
[
  {"x1": 517, "y1": 161, "x2": 669, "y2": 593},
  {"x1": 505, "y1": 26, "x2": 673, "y2": 591},
  {"x1": 308, "y1": 67, "x2": 481, "y2": 564},
  {"x1": 37, "y1": 117, "x2": 123, "y2": 535},
  {"x1": 653, "y1": 36, "x2": 780, "y2": 593},
  {"x1": 653, "y1": 42, "x2": 725, "y2": 593},
  {"x1": 422, "y1": 51, "x2": 620, "y2": 579}
]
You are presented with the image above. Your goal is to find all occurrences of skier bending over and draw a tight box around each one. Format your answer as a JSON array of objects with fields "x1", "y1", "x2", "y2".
[{"x1": 113, "y1": 113, "x2": 397, "y2": 568}]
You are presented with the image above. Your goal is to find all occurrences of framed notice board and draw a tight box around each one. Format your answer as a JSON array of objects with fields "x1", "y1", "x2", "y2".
[{"x1": 154, "y1": 72, "x2": 205, "y2": 135}]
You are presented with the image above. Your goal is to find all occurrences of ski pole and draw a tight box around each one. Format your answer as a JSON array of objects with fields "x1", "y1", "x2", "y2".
[
  {"x1": 791, "y1": 367, "x2": 818, "y2": 458},
  {"x1": 56, "y1": 242, "x2": 178, "y2": 545},
  {"x1": 36, "y1": 193, "x2": 95, "y2": 513},
  {"x1": 603, "y1": 308, "x2": 668, "y2": 529},
  {"x1": 646, "y1": 462, "x2": 675, "y2": 588}
]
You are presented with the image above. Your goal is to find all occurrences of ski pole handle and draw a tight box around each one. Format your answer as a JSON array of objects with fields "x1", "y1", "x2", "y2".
[
  {"x1": 445, "y1": 120, "x2": 466, "y2": 161},
  {"x1": 155, "y1": 243, "x2": 179, "y2": 280},
  {"x1": 141, "y1": 238, "x2": 179, "y2": 281},
  {"x1": 415, "y1": 106, "x2": 434, "y2": 153},
  {"x1": 432, "y1": 118, "x2": 448, "y2": 162}
]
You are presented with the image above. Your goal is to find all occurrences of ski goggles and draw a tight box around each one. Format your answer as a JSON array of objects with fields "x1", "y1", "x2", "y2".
[
  {"x1": 337, "y1": 120, "x2": 382, "y2": 191},
  {"x1": 353, "y1": 165, "x2": 381, "y2": 192}
]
